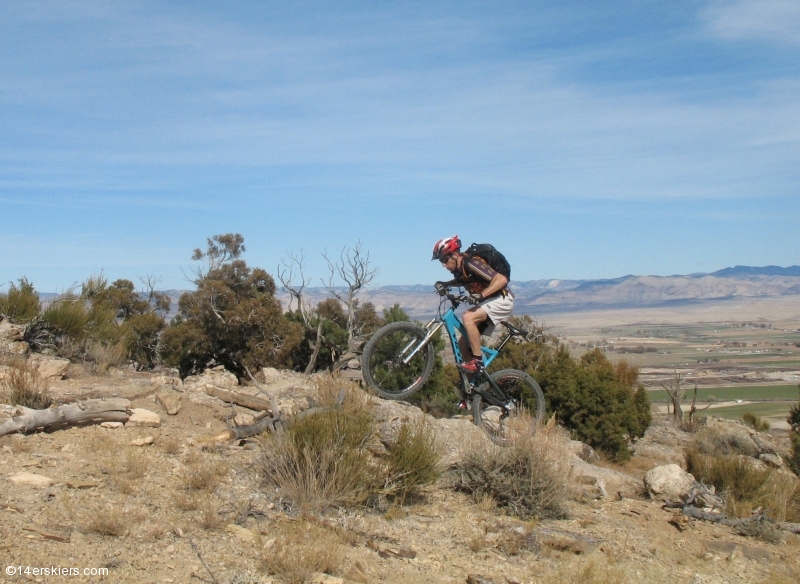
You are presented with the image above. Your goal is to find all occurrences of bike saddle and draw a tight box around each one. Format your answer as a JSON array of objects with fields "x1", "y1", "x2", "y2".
[{"x1": 500, "y1": 321, "x2": 528, "y2": 338}]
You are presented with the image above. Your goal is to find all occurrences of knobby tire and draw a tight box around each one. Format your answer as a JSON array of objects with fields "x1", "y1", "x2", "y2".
[
  {"x1": 361, "y1": 321, "x2": 435, "y2": 400},
  {"x1": 472, "y1": 369, "x2": 545, "y2": 446}
]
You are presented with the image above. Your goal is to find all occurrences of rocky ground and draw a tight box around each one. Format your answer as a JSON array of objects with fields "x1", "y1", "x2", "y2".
[{"x1": 1, "y1": 359, "x2": 799, "y2": 584}]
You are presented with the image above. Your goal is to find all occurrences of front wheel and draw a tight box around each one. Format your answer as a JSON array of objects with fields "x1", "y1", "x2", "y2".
[
  {"x1": 472, "y1": 369, "x2": 545, "y2": 446},
  {"x1": 361, "y1": 321, "x2": 435, "y2": 400}
]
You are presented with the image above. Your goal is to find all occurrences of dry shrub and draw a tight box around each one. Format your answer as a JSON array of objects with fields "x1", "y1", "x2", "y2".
[
  {"x1": 742, "y1": 411, "x2": 771, "y2": 432},
  {"x1": 260, "y1": 381, "x2": 440, "y2": 512},
  {"x1": 87, "y1": 340, "x2": 127, "y2": 374},
  {"x1": 261, "y1": 519, "x2": 344, "y2": 584},
  {"x1": 198, "y1": 496, "x2": 225, "y2": 530},
  {"x1": 686, "y1": 442, "x2": 800, "y2": 521},
  {"x1": 259, "y1": 406, "x2": 378, "y2": 513},
  {"x1": 0, "y1": 358, "x2": 51, "y2": 409},
  {"x1": 82, "y1": 506, "x2": 126, "y2": 537},
  {"x1": 467, "y1": 523, "x2": 540, "y2": 556},
  {"x1": 543, "y1": 558, "x2": 631, "y2": 584},
  {"x1": 181, "y1": 452, "x2": 229, "y2": 492},
  {"x1": 159, "y1": 435, "x2": 182, "y2": 455},
  {"x1": 0, "y1": 279, "x2": 40, "y2": 323},
  {"x1": 382, "y1": 418, "x2": 441, "y2": 498},
  {"x1": 122, "y1": 447, "x2": 148, "y2": 478},
  {"x1": 690, "y1": 426, "x2": 758, "y2": 457},
  {"x1": 173, "y1": 490, "x2": 201, "y2": 511},
  {"x1": 764, "y1": 565, "x2": 800, "y2": 584},
  {"x1": 452, "y1": 421, "x2": 570, "y2": 520}
]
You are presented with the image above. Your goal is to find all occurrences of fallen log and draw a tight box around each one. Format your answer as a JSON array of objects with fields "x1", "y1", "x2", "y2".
[
  {"x1": 0, "y1": 398, "x2": 131, "y2": 436},
  {"x1": 681, "y1": 507, "x2": 800, "y2": 534},
  {"x1": 204, "y1": 386, "x2": 273, "y2": 412}
]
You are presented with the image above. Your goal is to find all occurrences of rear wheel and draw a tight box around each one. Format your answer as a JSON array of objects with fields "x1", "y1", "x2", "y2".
[
  {"x1": 361, "y1": 322, "x2": 435, "y2": 400},
  {"x1": 472, "y1": 369, "x2": 545, "y2": 446}
]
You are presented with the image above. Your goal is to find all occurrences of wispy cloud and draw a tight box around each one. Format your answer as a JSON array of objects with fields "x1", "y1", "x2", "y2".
[{"x1": 703, "y1": 0, "x2": 800, "y2": 45}]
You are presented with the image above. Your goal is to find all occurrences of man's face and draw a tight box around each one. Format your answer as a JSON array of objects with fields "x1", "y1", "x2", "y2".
[{"x1": 440, "y1": 254, "x2": 457, "y2": 271}]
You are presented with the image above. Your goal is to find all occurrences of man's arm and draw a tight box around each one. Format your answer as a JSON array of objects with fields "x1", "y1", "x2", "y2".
[
  {"x1": 478, "y1": 273, "x2": 508, "y2": 299},
  {"x1": 463, "y1": 256, "x2": 508, "y2": 299}
]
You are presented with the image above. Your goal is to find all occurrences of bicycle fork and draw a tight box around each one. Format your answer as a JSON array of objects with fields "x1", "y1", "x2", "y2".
[{"x1": 401, "y1": 320, "x2": 443, "y2": 365}]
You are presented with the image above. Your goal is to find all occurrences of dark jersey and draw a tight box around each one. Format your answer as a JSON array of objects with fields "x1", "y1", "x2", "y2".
[{"x1": 451, "y1": 255, "x2": 511, "y2": 296}]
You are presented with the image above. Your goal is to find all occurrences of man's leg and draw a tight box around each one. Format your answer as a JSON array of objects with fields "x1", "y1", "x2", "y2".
[{"x1": 462, "y1": 307, "x2": 489, "y2": 359}]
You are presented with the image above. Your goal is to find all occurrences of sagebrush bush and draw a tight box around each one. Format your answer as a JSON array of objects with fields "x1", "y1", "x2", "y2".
[
  {"x1": 261, "y1": 519, "x2": 344, "y2": 584},
  {"x1": 383, "y1": 418, "x2": 441, "y2": 498},
  {"x1": 259, "y1": 407, "x2": 378, "y2": 513},
  {"x1": 180, "y1": 452, "x2": 229, "y2": 492},
  {"x1": 689, "y1": 426, "x2": 758, "y2": 458},
  {"x1": 686, "y1": 441, "x2": 800, "y2": 521},
  {"x1": 259, "y1": 382, "x2": 440, "y2": 512},
  {"x1": 742, "y1": 411, "x2": 770, "y2": 432},
  {"x1": 452, "y1": 423, "x2": 570, "y2": 520},
  {"x1": 0, "y1": 278, "x2": 40, "y2": 323},
  {"x1": 0, "y1": 359, "x2": 51, "y2": 409}
]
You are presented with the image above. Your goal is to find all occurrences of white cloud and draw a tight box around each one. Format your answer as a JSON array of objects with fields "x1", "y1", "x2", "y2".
[{"x1": 703, "y1": 0, "x2": 800, "y2": 45}]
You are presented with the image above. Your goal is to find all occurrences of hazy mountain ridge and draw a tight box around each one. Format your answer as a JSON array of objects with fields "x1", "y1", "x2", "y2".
[
  {"x1": 54, "y1": 266, "x2": 798, "y2": 321},
  {"x1": 270, "y1": 266, "x2": 800, "y2": 318}
]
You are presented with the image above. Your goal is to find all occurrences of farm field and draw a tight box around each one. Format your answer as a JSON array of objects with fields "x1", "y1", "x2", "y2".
[
  {"x1": 544, "y1": 296, "x2": 800, "y2": 375},
  {"x1": 647, "y1": 384, "x2": 799, "y2": 402},
  {"x1": 542, "y1": 297, "x2": 800, "y2": 430},
  {"x1": 698, "y1": 401, "x2": 796, "y2": 422}
]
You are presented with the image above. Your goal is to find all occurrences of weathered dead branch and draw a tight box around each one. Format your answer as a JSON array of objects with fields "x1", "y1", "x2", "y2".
[
  {"x1": 0, "y1": 398, "x2": 131, "y2": 436},
  {"x1": 203, "y1": 386, "x2": 274, "y2": 412},
  {"x1": 680, "y1": 507, "x2": 800, "y2": 534},
  {"x1": 199, "y1": 367, "x2": 346, "y2": 444}
]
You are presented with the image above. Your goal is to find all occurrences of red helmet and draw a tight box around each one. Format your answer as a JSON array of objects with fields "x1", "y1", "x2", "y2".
[{"x1": 431, "y1": 235, "x2": 461, "y2": 261}]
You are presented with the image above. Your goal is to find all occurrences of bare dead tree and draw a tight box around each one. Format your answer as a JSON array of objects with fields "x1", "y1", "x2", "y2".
[
  {"x1": 662, "y1": 371, "x2": 687, "y2": 421},
  {"x1": 277, "y1": 251, "x2": 338, "y2": 373},
  {"x1": 322, "y1": 242, "x2": 378, "y2": 352},
  {"x1": 687, "y1": 382, "x2": 711, "y2": 422},
  {"x1": 137, "y1": 274, "x2": 171, "y2": 316}
]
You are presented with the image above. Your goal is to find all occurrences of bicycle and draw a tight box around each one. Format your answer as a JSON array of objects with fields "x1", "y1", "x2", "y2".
[{"x1": 361, "y1": 286, "x2": 545, "y2": 445}]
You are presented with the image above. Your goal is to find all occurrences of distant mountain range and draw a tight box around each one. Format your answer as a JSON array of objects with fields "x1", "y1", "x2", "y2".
[{"x1": 155, "y1": 265, "x2": 800, "y2": 320}]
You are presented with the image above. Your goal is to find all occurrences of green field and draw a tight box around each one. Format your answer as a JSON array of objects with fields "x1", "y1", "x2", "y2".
[
  {"x1": 698, "y1": 402, "x2": 795, "y2": 422},
  {"x1": 648, "y1": 384, "x2": 799, "y2": 402}
]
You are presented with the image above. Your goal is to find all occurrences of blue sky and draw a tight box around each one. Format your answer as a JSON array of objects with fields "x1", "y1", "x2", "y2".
[{"x1": 1, "y1": 1, "x2": 798, "y2": 292}]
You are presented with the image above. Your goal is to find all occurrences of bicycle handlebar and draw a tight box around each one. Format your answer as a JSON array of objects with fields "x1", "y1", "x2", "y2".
[{"x1": 436, "y1": 286, "x2": 468, "y2": 308}]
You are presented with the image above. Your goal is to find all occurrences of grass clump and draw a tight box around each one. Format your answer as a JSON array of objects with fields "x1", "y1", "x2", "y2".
[
  {"x1": 259, "y1": 382, "x2": 440, "y2": 513},
  {"x1": 742, "y1": 411, "x2": 770, "y2": 432},
  {"x1": 452, "y1": 422, "x2": 570, "y2": 520},
  {"x1": 82, "y1": 506, "x2": 127, "y2": 537},
  {"x1": 260, "y1": 407, "x2": 377, "y2": 513},
  {"x1": 686, "y1": 433, "x2": 800, "y2": 522},
  {"x1": 0, "y1": 278, "x2": 40, "y2": 323},
  {"x1": 180, "y1": 452, "x2": 229, "y2": 492},
  {"x1": 689, "y1": 426, "x2": 757, "y2": 458},
  {"x1": 382, "y1": 418, "x2": 441, "y2": 498},
  {"x1": 261, "y1": 519, "x2": 344, "y2": 584},
  {"x1": 0, "y1": 358, "x2": 51, "y2": 409}
]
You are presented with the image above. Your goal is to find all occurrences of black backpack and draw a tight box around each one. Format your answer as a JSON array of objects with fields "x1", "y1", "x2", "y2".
[{"x1": 464, "y1": 243, "x2": 511, "y2": 280}]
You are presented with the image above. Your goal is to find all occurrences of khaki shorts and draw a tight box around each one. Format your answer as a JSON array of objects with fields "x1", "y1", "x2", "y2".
[{"x1": 477, "y1": 293, "x2": 514, "y2": 336}]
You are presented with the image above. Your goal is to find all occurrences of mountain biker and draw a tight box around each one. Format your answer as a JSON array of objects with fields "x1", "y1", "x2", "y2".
[{"x1": 431, "y1": 235, "x2": 514, "y2": 378}]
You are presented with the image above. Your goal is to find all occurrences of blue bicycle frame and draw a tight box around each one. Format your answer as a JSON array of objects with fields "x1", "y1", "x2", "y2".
[
  {"x1": 401, "y1": 297, "x2": 504, "y2": 369},
  {"x1": 440, "y1": 306, "x2": 499, "y2": 367}
]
